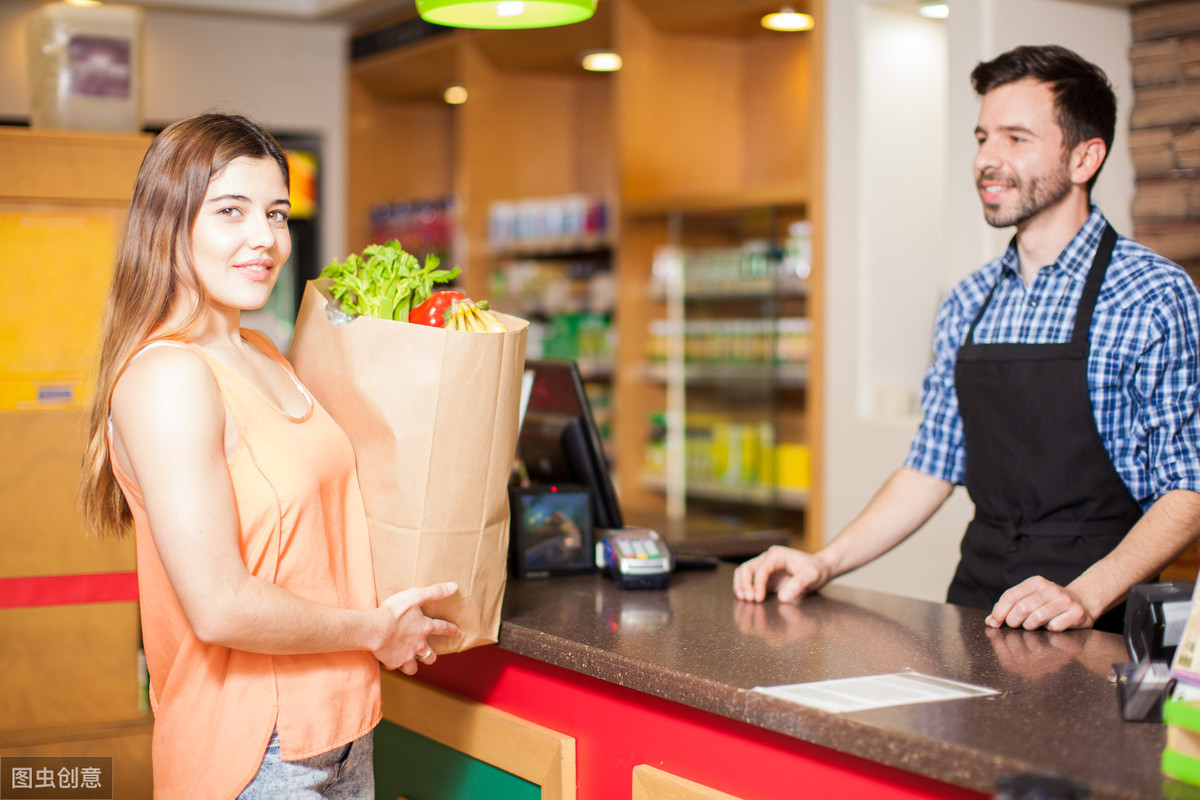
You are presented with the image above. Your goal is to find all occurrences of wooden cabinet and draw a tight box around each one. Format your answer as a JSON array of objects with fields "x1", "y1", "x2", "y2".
[
  {"x1": 0, "y1": 128, "x2": 152, "y2": 794},
  {"x1": 347, "y1": 0, "x2": 823, "y2": 551}
]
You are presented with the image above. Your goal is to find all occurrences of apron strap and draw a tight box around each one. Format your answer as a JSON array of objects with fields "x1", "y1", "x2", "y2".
[
  {"x1": 963, "y1": 225, "x2": 1118, "y2": 348},
  {"x1": 1069, "y1": 224, "x2": 1118, "y2": 345}
]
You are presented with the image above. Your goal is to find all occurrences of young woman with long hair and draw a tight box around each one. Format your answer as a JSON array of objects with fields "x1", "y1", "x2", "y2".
[{"x1": 79, "y1": 112, "x2": 457, "y2": 799}]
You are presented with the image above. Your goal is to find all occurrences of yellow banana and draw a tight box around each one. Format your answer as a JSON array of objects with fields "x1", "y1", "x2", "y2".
[
  {"x1": 443, "y1": 298, "x2": 507, "y2": 333},
  {"x1": 475, "y1": 307, "x2": 508, "y2": 333},
  {"x1": 464, "y1": 305, "x2": 486, "y2": 333}
]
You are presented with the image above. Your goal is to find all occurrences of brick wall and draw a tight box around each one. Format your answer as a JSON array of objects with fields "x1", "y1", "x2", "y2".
[
  {"x1": 1130, "y1": 2, "x2": 1200, "y2": 582},
  {"x1": 1130, "y1": 1, "x2": 1200, "y2": 281}
]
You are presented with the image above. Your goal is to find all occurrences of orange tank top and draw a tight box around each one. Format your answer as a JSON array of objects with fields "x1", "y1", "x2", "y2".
[{"x1": 109, "y1": 329, "x2": 381, "y2": 800}]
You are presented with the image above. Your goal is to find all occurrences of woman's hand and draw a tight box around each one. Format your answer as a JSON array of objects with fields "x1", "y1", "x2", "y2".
[{"x1": 372, "y1": 581, "x2": 462, "y2": 674}]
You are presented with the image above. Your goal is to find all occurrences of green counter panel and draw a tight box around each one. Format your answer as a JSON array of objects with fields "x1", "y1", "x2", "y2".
[{"x1": 375, "y1": 719, "x2": 540, "y2": 800}]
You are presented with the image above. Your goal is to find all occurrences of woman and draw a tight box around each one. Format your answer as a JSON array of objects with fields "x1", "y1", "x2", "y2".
[{"x1": 79, "y1": 113, "x2": 459, "y2": 799}]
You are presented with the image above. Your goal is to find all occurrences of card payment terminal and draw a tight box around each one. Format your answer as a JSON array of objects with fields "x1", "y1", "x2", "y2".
[{"x1": 599, "y1": 528, "x2": 672, "y2": 590}]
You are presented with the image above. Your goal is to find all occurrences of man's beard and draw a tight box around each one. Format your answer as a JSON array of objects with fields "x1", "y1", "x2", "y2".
[{"x1": 978, "y1": 165, "x2": 1073, "y2": 229}]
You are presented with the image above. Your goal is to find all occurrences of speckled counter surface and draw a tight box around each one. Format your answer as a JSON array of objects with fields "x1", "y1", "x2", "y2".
[{"x1": 496, "y1": 563, "x2": 1187, "y2": 800}]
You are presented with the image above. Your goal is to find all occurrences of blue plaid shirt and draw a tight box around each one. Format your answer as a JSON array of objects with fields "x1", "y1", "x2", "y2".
[{"x1": 905, "y1": 207, "x2": 1200, "y2": 509}]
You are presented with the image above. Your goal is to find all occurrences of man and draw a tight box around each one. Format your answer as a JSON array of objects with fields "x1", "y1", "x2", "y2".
[{"x1": 733, "y1": 44, "x2": 1200, "y2": 632}]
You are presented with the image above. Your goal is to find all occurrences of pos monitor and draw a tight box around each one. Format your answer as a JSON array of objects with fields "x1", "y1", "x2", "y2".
[{"x1": 517, "y1": 360, "x2": 624, "y2": 531}]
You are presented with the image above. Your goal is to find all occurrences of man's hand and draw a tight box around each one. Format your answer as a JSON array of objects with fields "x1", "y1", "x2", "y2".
[
  {"x1": 985, "y1": 575, "x2": 1094, "y2": 631},
  {"x1": 733, "y1": 546, "x2": 832, "y2": 603},
  {"x1": 984, "y1": 625, "x2": 1084, "y2": 679}
]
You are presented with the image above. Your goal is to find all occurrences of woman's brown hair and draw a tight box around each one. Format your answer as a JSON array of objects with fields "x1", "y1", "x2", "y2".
[{"x1": 79, "y1": 113, "x2": 289, "y2": 538}]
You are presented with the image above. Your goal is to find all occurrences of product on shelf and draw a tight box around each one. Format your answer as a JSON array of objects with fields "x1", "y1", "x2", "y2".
[
  {"x1": 369, "y1": 195, "x2": 457, "y2": 261},
  {"x1": 648, "y1": 237, "x2": 810, "y2": 298},
  {"x1": 643, "y1": 411, "x2": 810, "y2": 497},
  {"x1": 492, "y1": 258, "x2": 616, "y2": 366},
  {"x1": 647, "y1": 317, "x2": 810, "y2": 367},
  {"x1": 488, "y1": 194, "x2": 608, "y2": 251}
]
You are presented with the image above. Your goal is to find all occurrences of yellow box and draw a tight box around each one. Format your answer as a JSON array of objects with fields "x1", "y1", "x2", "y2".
[{"x1": 776, "y1": 443, "x2": 810, "y2": 490}]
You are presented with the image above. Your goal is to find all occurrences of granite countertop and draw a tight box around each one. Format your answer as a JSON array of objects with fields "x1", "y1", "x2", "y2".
[{"x1": 496, "y1": 563, "x2": 1192, "y2": 800}]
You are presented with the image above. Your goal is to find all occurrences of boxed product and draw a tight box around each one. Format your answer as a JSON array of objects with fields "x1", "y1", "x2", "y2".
[{"x1": 27, "y1": 2, "x2": 144, "y2": 132}]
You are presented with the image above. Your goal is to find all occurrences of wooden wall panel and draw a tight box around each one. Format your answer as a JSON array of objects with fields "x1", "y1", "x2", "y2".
[
  {"x1": 0, "y1": 723, "x2": 153, "y2": 800},
  {"x1": 614, "y1": 215, "x2": 669, "y2": 518},
  {"x1": 458, "y1": 40, "x2": 596, "y2": 299},
  {"x1": 346, "y1": 77, "x2": 455, "y2": 257},
  {"x1": 616, "y1": 1, "x2": 744, "y2": 204},
  {"x1": 0, "y1": 603, "x2": 143, "y2": 734},
  {"x1": 0, "y1": 412, "x2": 134, "y2": 578},
  {"x1": 0, "y1": 130, "x2": 151, "y2": 791},
  {"x1": 0, "y1": 129, "x2": 148, "y2": 203},
  {"x1": 741, "y1": 32, "x2": 813, "y2": 196}
]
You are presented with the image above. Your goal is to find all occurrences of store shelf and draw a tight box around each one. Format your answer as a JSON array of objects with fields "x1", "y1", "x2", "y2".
[
  {"x1": 349, "y1": 0, "x2": 823, "y2": 551},
  {"x1": 488, "y1": 237, "x2": 614, "y2": 260},
  {"x1": 622, "y1": 187, "x2": 809, "y2": 220},
  {"x1": 640, "y1": 473, "x2": 809, "y2": 511},
  {"x1": 642, "y1": 362, "x2": 807, "y2": 388},
  {"x1": 646, "y1": 274, "x2": 809, "y2": 302}
]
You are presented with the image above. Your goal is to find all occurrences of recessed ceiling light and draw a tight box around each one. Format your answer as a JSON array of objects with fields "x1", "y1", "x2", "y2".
[
  {"x1": 580, "y1": 51, "x2": 622, "y2": 72},
  {"x1": 761, "y1": 8, "x2": 815, "y2": 32},
  {"x1": 917, "y1": 1, "x2": 949, "y2": 19}
]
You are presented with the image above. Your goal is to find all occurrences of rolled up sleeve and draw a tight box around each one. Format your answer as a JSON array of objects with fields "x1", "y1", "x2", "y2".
[{"x1": 904, "y1": 291, "x2": 969, "y2": 485}]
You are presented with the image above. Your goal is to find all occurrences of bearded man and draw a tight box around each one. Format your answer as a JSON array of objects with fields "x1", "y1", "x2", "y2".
[{"x1": 734, "y1": 44, "x2": 1200, "y2": 633}]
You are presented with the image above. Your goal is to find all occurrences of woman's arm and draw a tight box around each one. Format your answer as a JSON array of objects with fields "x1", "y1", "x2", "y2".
[{"x1": 110, "y1": 347, "x2": 458, "y2": 672}]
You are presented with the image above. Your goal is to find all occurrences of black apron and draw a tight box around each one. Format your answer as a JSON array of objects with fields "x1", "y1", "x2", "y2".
[{"x1": 946, "y1": 225, "x2": 1142, "y2": 633}]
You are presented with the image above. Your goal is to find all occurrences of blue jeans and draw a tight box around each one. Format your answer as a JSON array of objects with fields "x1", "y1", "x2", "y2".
[{"x1": 238, "y1": 728, "x2": 374, "y2": 799}]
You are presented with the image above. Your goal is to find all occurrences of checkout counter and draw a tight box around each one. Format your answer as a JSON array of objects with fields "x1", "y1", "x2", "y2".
[
  {"x1": 376, "y1": 562, "x2": 1195, "y2": 800},
  {"x1": 371, "y1": 357, "x2": 1190, "y2": 799}
]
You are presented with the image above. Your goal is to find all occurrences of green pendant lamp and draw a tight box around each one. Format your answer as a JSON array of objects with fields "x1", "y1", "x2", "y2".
[{"x1": 416, "y1": 0, "x2": 596, "y2": 29}]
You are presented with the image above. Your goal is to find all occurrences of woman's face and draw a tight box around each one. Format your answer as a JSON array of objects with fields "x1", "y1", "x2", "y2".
[{"x1": 189, "y1": 155, "x2": 291, "y2": 314}]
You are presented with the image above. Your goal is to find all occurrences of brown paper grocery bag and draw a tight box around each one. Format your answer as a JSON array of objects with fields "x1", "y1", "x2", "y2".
[{"x1": 289, "y1": 279, "x2": 528, "y2": 654}]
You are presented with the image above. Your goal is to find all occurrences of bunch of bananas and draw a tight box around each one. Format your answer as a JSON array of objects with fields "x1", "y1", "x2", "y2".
[{"x1": 446, "y1": 298, "x2": 509, "y2": 333}]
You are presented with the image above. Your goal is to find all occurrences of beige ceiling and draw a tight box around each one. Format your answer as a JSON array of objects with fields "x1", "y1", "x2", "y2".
[
  {"x1": 66, "y1": 0, "x2": 414, "y2": 24},
  {"x1": 72, "y1": 0, "x2": 1141, "y2": 26}
]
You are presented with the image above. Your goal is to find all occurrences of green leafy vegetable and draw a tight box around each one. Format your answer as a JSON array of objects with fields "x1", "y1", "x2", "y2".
[{"x1": 319, "y1": 240, "x2": 461, "y2": 321}]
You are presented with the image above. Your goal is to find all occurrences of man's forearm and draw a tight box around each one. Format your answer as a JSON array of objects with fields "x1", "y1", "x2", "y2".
[
  {"x1": 820, "y1": 466, "x2": 954, "y2": 578},
  {"x1": 1068, "y1": 488, "x2": 1200, "y2": 620}
]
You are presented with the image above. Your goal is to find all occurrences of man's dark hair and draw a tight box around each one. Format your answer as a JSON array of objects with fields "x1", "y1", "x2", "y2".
[{"x1": 971, "y1": 45, "x2": 1116, "y2": 189}]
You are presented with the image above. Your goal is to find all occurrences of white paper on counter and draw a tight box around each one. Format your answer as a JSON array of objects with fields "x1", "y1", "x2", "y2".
[{"x1": 750, "y1": 670, "x2": 998, "y2": 714}]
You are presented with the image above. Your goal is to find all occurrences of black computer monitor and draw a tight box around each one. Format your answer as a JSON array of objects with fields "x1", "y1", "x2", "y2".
[{"x1": 517, "y1": 360, "x2": 624, "y2": 530}]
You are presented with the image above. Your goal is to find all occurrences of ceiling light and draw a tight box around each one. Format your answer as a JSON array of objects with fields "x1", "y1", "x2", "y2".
[
  {"x1": 917, "y1": 1, "x2": 949, "y2": 19},
  {"x1": 416, "y1": 0, "x2": 596, "y2": 29},
  {"x1": 443, "y1": 85, "x2": 468, "y2": 105},
  {"x1": 761, "y1": 7, "x2": 814, "y2": 32},
  {"x1": 580, "y1": 50, "x2": 622, "y2": 72}
]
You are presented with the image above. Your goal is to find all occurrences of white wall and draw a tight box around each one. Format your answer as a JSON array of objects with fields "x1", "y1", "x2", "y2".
[
  {"x1": 0, "y1": 0, "x2": 350, "y2": 266},
  {"x1": 823, "y1": 0, "x2": 1134, "y2": 602}
]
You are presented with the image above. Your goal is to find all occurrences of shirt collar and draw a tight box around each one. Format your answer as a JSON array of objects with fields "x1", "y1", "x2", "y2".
[{"x1": 997, "y1": 206, "x2": 1109, "y2": 283}]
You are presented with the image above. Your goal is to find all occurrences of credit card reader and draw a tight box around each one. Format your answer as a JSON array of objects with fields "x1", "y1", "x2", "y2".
[{"x1": 599, "y1": 528, "x2": 672, "y2": 590}]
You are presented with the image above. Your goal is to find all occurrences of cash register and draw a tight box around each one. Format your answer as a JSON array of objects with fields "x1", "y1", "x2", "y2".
[
  {"x1": 1113, "y1": 581, "x2": 1194, "y2": 722},
  {"x1": 511, "y1": 360, "x2": 716, "y2": 589}
]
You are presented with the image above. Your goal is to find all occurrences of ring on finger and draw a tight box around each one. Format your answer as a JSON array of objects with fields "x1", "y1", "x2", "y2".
[{"x1": 418, "y1": 647, "x2": 434, "y2": 661}]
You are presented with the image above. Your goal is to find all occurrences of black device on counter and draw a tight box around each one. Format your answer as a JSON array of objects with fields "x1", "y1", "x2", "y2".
[
  {"x1": 516, "y1": 359, "x2": 623, "y2": 530},
  {"x1": 512, "y1": 360, "x2": 719, "y2": 587},
  {"x1": 508, "y1": 484, "x2": 595, "y2": 579},
  {"x1": 1113, "y1": 581, "x2": 1194, "y2": 722},
  {"x1": 599, "y1": 527, "x2": 673, "y2": 590}
]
